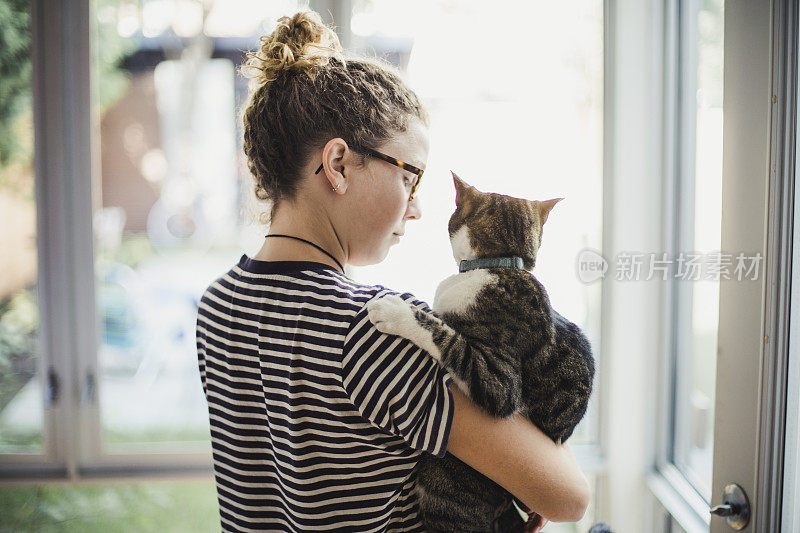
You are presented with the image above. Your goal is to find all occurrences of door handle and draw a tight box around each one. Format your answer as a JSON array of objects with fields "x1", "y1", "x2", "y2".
[{"x1": 709, "y1": 483, "x2": 750, "y2": 530}]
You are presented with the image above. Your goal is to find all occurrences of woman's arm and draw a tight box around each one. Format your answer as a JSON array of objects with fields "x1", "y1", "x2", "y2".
[{"x1": 445, "y1": 384, "x2": 591, "y2": 523}]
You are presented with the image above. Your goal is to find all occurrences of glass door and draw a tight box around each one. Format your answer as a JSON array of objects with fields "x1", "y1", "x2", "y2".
[{"x1": 707, "y1": 0, "x2": 794, "y2": 531}]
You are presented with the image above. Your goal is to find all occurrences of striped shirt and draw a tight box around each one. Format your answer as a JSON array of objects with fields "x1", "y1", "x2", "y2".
[{"x1": 196, "y1": 255, "x2": 455, "y2": 532}]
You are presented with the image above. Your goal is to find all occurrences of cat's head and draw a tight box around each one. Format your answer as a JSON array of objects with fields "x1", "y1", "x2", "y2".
[{"x1": 447, "y1": 172, "x2": 562, "y2": 271}]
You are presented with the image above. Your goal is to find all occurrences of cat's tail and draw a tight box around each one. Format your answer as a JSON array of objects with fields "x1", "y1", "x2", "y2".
[{"x1": 588, "y1": 522, "x2": 613, "y2": 533}]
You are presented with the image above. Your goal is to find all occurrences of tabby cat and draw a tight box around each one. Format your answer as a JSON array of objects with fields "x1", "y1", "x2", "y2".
[{"x1": 367, "y1": 173, "x2": 609, "y2": 532}]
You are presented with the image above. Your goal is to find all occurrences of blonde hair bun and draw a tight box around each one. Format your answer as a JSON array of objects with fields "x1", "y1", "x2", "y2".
[{"x1": 243, "y1": 11, "x2": 344, "y2": 86}]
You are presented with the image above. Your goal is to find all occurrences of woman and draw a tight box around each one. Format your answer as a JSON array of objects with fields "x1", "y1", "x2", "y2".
[{"x1": 195, "y1": 10, "x2": 590, "y2": 532}]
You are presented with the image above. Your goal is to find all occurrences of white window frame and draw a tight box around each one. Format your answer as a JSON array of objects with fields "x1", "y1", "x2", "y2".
[
  {"x1": 643, "y1": 0, "x2": 718, "y2": 531},
  {"x1": 599, "y1": 0, "x2": 671, "y2": 530},
  {"x1": 597, "y1": 0, "x2": 718, "y2": 530},
  {"x1": 646, "y1": 1, "x2": 713, "y2": 531},
  {"x1": 0, "y1": 0, "x2": 213, "y2": 482}
]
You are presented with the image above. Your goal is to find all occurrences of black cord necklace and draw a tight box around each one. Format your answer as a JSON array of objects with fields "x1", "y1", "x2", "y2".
[{"x1": 263, "y1": 234, "x2": 344, "y2": 273}]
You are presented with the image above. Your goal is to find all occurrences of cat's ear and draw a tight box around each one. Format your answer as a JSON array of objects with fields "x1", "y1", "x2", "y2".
[
  {"x1": 535, "y1": 197, "x2": 564, "y2": 225},
  {"x1": 452, "y1": 171, "x2": 477, "y2": 206}
]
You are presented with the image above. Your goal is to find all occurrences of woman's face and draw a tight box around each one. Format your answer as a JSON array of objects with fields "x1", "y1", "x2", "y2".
[{"x1": 341, "y1": 119, "x2": 429, "y2": 266}]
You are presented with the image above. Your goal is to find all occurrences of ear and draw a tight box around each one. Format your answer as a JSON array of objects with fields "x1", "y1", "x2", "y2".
[
  {"x1": 321, "y1": 138, "x2": 349, "y2": 193},
  {"x1": 452, "y1": 171, "x2": 477, "y2": 206},
  {"x1": 535, "y1": 197, "x2": 564, "y2": 225}
]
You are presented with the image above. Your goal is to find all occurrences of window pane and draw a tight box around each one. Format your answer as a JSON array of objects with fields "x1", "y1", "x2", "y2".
[
  {"x1": 348, "y1": 0, "x2": 604, "y2": 446},
  {"x1": 0, "y1": 0, "x2": 43, "y2": 454},
  {"x1": 672, "y1": 0, "x2": 724, "y2": 500},
  {"x1": 89, "y1": 0, "x2": 299, "y2": 453}
]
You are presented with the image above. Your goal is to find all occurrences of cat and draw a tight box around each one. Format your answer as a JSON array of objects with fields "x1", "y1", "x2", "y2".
[{"x1": 366, "y1": 173, "x2": 611, "y2": 533}]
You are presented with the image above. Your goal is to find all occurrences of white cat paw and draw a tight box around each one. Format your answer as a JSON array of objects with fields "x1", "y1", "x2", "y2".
[{"x1": 366, "y1": 294, "x2": 417, "y2": 337}]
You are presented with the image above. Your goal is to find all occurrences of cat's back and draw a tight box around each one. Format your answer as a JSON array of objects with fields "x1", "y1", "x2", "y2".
[
  {"x1": 433, "y1": 267, "x2": 552, "y2": 327},
  {"x1": 433, "y1": 269, "x2": 499, "y2": 315}
]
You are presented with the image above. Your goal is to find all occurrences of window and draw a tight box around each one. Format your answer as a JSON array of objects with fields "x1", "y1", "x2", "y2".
[
  {"x1": 0, "y1": 0, "x2": 42, "y2": 456},
  {"x1": 0, "y1": 0, "x2": 305, "y2": 475},
  {"x1": 89, "y1": 0, "x2": 310, "y2": 460},
  {"x1": 347, "y1": 0, "x2": 605, "y2": 449},
  {"x1": 670, "y1": 0, "x2": 723, "y2": 501},
  {"x1": 345, "y1": 1, "x2": 605, "y2": 528},
  {"x1": 2, "y1": 7, "x2": 606, "y2": 532},
  {"x1": 658, "y1": 0, "x2": 724, "y2": 515}
]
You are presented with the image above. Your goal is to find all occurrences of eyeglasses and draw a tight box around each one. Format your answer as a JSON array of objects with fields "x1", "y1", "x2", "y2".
[{"x1": 315, "y1": 147, "x2": 424, "y2": 201}]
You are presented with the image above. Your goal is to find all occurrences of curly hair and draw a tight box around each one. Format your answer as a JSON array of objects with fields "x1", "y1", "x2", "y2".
[{"x1": 240, "y1": 10, "x2": 430, "y2": 223}]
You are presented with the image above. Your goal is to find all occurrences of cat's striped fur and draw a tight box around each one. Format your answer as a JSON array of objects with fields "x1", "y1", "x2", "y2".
[{"x1": 367, "y1": 173, "x2": 605, "y2": 532}]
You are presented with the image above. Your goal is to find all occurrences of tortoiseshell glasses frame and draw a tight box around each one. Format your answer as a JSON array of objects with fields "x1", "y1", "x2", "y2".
[{"x1": 315, "y1": 147, "x2": 424, "y2": 201}]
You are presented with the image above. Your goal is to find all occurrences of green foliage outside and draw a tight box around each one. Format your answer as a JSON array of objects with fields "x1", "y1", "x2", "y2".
[
  {"x1": 0, "y1": 291, "x2": 37, "y2": 412},
  {"x1": 92, "y1": 0, "x2": 139, "y2": 118},
  {"x1": 0, "y1": 289, "x2": 40, "y2": 448},
  {"x1": 0, "y1": 0, "x2": 137, "y2": 176},
  {"x1": 0, "y1": 0, "x2": 31, "y2": 170},
  {"x1": 0, "y1": 481, "x2": 221, "y2": 532}
]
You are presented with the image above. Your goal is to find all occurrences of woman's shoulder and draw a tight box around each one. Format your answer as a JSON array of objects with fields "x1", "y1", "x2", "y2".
[
  {"x1": 196, "y1": 257, "x2": 432, "y2": 325},
  {"x1": 292, "y1": 264, "x2": 430, "y2": 309}
]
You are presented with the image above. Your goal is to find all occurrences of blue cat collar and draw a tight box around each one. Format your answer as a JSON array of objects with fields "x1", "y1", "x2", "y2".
[{"x1": 459, "y1": 256, "x2": 526, "y2": 272}]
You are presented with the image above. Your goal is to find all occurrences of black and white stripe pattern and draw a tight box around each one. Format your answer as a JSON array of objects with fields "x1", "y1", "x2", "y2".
[{"x1": 196, "y1": 255, "x2": 454, "y2": 532}]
